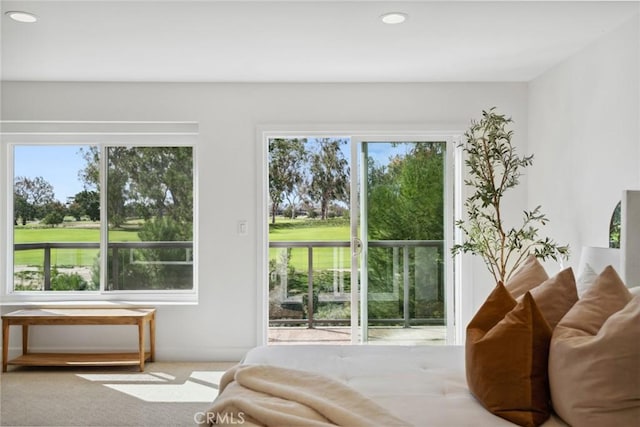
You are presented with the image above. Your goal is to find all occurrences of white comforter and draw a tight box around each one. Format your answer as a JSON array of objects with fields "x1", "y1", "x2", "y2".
[
  {"x1": 240, "y1": 345, "x2": 566, "y2": 427},
  {"x1": 205, "y1": 364, "x2": 410, "y2": 426}
]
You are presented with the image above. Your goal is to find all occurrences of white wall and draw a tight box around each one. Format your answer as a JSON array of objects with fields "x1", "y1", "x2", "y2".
[
  {"x1": 528, "y1": 14, "x2": 640, "y2": 274},
  {"x1": 0, "y1": 82, "x2": 527, "y2": 360}
]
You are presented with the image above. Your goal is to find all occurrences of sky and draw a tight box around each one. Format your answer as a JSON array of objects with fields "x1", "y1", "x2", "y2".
[
  {"x1": 309, "y1": 137, "x2": 410, "y2": 168},
  {"x1": 14, "y1": 145, "x2": 89, "y2": 203},
  {"x1": 366, "y1": 142, "x2": 412, "y2": 166}
]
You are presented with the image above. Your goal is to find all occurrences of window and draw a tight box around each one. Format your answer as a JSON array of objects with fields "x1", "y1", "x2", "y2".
[
  {"x1": 105, "y1": 146, "x2": 194, "y2": 291},
  {"x1": 3, "y1": 122, "x2": 197, "y2": 302},
  {"x1": 13, "y1": 145, "x2": 101, "y2": 292}
]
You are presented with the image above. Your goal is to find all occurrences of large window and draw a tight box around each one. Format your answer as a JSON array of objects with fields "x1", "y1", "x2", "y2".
[
  {"x1": 105, "y1": 146, "x2": 194, "y2": 291},
  {"x1": 13, "y1": 145, "x2": 101, "y2": 292},
  {"x1": 9, "y1": 138, "x2": 195, "y2": 298}
]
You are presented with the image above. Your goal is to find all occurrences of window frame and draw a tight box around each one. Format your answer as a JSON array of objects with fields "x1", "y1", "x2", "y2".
[{"x1": 1, "y1": 121, "x2": 199, "y2": 305}]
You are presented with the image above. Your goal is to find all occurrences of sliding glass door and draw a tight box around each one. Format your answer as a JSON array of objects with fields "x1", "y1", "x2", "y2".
[{"x1": 266, "y1": 134, "x2": 456, "y2": 345}]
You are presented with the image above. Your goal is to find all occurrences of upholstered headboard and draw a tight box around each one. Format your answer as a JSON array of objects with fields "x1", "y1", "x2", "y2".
[{"x1": 622, "y1": 190, "x2": 640, "y2": 287}]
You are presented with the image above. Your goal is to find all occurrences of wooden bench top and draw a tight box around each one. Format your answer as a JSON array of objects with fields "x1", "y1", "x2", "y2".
[
  {"x1": 2, "y1": 308, "x2": 156, "y2": 324},
  {"x1": 3, "y1": 308, "x2": 154, "y2": 318}
]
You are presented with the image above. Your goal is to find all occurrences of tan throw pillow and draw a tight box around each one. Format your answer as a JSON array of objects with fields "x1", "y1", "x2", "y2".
[
  {"x1": 549, "y1": 266, "x2": 639, "y2": 427},
  {"x1": 523, "y1": 267, "x2": 578, "y2": 330},
  {"x1": 466, "y1": 283, "x2": 552, "y2": 427},
  {"x1": 505, "y1": 255, "x2": 549, "y2": 299}
]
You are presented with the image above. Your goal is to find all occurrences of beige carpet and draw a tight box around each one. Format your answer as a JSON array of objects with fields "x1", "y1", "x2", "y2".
[{"x1": 0, "y1": 361, "x2": 236, "y2": 427}]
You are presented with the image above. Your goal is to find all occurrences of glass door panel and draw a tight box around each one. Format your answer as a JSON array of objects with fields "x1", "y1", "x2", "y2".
[
  {"x1": 268, "y1": 137, "x2": 352, "y2": 344},
  {"x1": 352, "y1": 139, "x2": 451, "y2": 344}
]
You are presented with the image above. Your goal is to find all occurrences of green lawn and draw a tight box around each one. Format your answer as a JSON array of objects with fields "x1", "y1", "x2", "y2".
[
  {"x1": 269, "y1": 218, "x2": 351, "y2": 270},
  {"x1": 14, "y1": 227, "x2": 140, "y2": 267},
  {"x1": 13, "y1": 217, "x2": 350, "y2": 271},
  {"x1": 269, "y1": 219, "x2": 349, "y2": 241}
]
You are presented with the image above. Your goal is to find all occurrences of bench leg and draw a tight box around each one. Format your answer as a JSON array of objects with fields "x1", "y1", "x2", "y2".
[
  {"x1": 149, "y1": 313, "x2": 156, "y2": 362},
  {"x1": 2, "y1": 320, "x2": 9, "y2": 373},
  {"x1": 22, "y1": 325, "x2": 29, "y2": 355},
  {"x1": 138, "y1": 320, "x2": 145, "y2": 371}
]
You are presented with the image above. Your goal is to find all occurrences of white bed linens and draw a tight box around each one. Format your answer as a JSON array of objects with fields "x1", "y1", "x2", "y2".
[
  {"x1": 241, "y1": 345, "x2": 566, "y2": 427},
  {"x1": 207, "y1": 363, "x2": 410, "y2": 426}
]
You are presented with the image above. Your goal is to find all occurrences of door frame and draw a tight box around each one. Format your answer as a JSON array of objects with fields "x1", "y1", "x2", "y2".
[{"x1": 257, "y1": 127, "x2": 463, "y2": 346}]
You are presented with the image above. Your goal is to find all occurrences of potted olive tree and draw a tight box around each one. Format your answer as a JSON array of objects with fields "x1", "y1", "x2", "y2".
[{"x1": 452, "y1": 108, "x2": 569, "y2": 283}]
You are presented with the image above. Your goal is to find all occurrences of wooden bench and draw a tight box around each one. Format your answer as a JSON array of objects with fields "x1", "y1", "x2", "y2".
[{"x1": 2, "y1": 308, "x2": 156, "y2": 372}]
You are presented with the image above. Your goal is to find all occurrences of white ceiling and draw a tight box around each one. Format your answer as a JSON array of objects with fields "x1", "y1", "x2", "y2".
[{"x1": 1, "y1": 1, "x2": 638, "y2": 82}]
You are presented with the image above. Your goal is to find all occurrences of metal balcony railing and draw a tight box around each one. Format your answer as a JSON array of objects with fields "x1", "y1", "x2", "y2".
[
  {"x1": 269, "y1": 240, "x2": 445, "y2": 328},
  {"x1": 14, "y1": 241, "x2": 192, "y2": 290}
]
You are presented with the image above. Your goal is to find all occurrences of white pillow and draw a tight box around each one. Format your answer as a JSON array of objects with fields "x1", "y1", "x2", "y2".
[
  {"x1": 576, "y1": 263, "x2": 598, "y2": 298},
  {"x1": 577, "y1": 264, "x2": 639, "y2": 297}
]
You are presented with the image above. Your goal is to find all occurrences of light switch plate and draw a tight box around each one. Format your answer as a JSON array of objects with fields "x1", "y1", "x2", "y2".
[{"x1": 238, "y1": 220, "x2": 248, "y2": 235}]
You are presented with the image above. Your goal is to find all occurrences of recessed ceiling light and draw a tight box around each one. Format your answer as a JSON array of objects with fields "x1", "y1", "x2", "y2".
[
  {"x1": 5, "y1": 11, "x2": 38, "y2": 23},
  {"x1": 381, "y1": 12, "x2": 407, "y2": 25}
]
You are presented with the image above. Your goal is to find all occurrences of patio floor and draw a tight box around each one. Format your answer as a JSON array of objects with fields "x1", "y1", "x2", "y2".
[{"x1": 268, "y1": 326, "x2": 447, "y2": 345}]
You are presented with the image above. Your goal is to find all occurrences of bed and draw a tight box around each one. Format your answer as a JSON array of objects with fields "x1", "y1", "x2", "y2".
[{"x1": 228, "y1": 344, "x2": 566, "y2": 427}]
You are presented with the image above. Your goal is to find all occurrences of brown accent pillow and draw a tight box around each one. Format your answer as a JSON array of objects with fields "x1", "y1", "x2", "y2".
[
  {"x1": 521, "y1": 267, "x2": 578, "y2": 330},
  {"x1": 505, "y1": 255, "x2": 549, "y2": 299},
  {"x1": 549, "y1": 266, "x2": 639, "y2": 426},
  {"x1": 466, "y1": 283, "x2": 552, "y2": 427}
]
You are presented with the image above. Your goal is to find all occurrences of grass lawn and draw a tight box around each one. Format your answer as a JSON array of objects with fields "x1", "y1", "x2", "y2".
[
  {"x1": 269, "y1": 218, "x2": 351, "y2": 270},
  {"x1": 14, "y1": 226, "x2": 140, "y2": 267},
  {"x1": 13, "y1": 217, "x2": 351, "y2": 270},
  {"x1": 269, "y1": 219, "x2": 349, "y2": 241}
]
